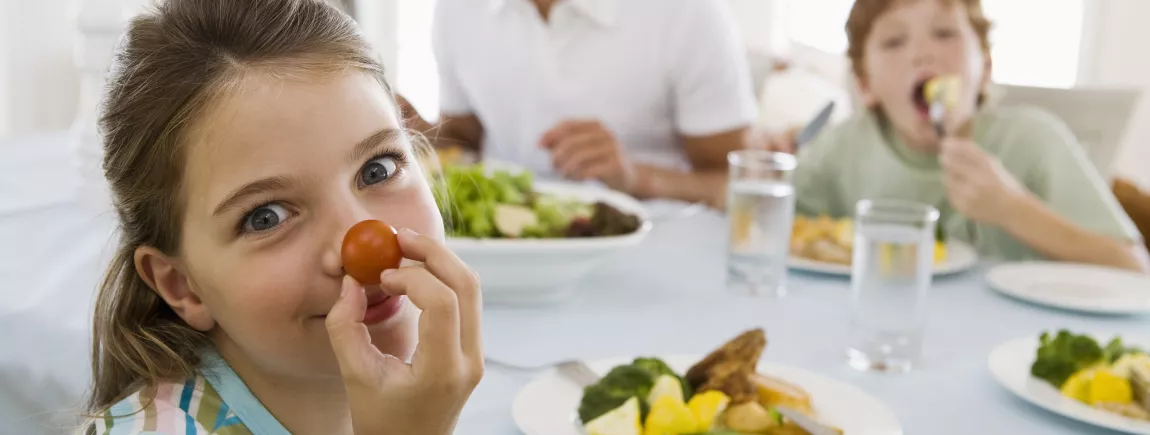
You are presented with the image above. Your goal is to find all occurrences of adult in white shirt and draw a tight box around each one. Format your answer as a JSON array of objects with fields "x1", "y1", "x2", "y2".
[{"x1": 400, "y1": 0, "x2": 758, "y2": 207}]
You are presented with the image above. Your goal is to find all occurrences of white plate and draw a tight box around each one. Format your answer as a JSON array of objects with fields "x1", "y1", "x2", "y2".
[
  {"x1": 986, "y1": 262, "x2": 1150, "y2": 315},
  {"x1": 512, "y1": 355, "x2": 903, "y2": 435},
  {"x1": 989, "y1": 336, "x2": 1150, "y2": 434},
  {"x1": 447, "y1": 181, "x2": 651, "y2": 305},
  {"x1": 787, "y1": 241, "x2": 978, "y2": 277}
]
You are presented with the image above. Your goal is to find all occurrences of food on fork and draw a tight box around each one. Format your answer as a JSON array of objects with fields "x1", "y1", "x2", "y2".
[
  {"x1": 923, "y1": 75, "x2": 961, "y2": 110},
  {"x1": 579, "y1": 328, "x2": 843, "y2": 434},
  {"x1": 341, "y1": 220, "x2": 403, "y2": 285}
]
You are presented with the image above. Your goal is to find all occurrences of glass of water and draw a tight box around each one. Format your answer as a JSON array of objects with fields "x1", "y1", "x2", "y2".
[
  {"x1": 725, "y1": 150, "x2": 798, "y2": 298},
  {"x1": 846, "y1": 199, "x2": 939, "y2": 373}
]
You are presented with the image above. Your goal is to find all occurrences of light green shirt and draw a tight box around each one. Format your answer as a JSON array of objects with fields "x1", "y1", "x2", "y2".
[{"x1": 793, "y1": 105, "x2": 1140, "y2": 261}]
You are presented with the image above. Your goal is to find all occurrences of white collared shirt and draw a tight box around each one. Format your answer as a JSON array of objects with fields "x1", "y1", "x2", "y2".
[{"x1": 432, "y1": 0, "x2": 758, "y2": 174}]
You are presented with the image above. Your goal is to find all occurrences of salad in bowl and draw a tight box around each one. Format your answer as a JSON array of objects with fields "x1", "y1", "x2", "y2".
[{"x1": 433, "y1": 164, "x2": 650, "y2": 304}]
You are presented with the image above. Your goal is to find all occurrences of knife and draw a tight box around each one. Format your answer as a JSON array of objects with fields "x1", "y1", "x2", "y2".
[
  {"x1": 793, "y1": 101, "x2": 836, "y2": 150},
  {"x1": 774, "y1": 406, "x2": 842, "y2": 435}
]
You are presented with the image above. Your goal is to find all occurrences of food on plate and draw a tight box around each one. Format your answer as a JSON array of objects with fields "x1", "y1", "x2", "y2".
[
  {"x1": 752, "y1": 373, "x2": 813, "y2": 416},
  {"x1": 435, "y1": 164, "x2": 641, "y2": 239},
  {"x1": 579, "y1": 329, "x2": 842, "y2": 435},
  {"x1": 340, "y1": 220, "x2": 402, "y2": 285},
  {"x1": 922, "y1": 75, "x2": 961, "y2": 109},
  {"x1": 585, "y1": 396, "x2": 642, "y2": 435},
  {"x1": 687, "y1": 391, "x2": 732, "y2": 431},
  {"x1": 790, "y1": 215, "x2": 946, "y2": 265},
  {"x1": 1031, "y1": 330, "x2": 1150, "y2": 421}
]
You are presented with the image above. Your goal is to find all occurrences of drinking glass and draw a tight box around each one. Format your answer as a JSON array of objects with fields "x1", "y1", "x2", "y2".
[
  {"x1": 725, "y1": 150, "x2": 797, "y2": 298},
  {"x1": 846, "y1": 199, "x2": 939, "y2": 372}
]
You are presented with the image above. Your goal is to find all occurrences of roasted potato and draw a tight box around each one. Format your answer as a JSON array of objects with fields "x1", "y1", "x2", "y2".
[
  {"x1": 724, "y1": 401, "x2": 779, "y2": 434},
  {"x1": 752, "y1": 373, "x2": 814, "y2": 416}
]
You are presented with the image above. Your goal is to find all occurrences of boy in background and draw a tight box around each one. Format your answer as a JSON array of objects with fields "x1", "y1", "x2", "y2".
[{"x1": 792, "y1": 0, "x2": 1148, "y2": 271}]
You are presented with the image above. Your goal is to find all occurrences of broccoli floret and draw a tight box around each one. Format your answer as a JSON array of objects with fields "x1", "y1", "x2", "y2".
[
  {"x1": 1030, "y1": 357, "x2": 1078, "y2": 388},
  {"x1": 578, "y1": 383, "x2": 635, "y2": 424},
  {"x1": 1103, "y1": 336, "x2": 1145, "y2": 364},
  {"x1": 1031, "y1": 329, "x2": 1104, "y2": 388},
  {"x1": 631, "y1": 357, "x2": 675, "y2": 377},
  {"x1": 577, "y1": 365, "x2": 657, "y2": 423},
  {"x1": 601, "y1": 365, "x2": 655, "y2": 397},
  {"x1": 1067, "y1": 335, "x2": 1103, "y2": 363},
  {"x1": 632, "y1": 357, "x2": 693, "y2": 400}
]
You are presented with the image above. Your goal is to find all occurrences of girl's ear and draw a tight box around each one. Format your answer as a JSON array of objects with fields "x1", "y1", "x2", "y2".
[{"x1": 134, "y1": 246, "x2": 215, "y2": 332}]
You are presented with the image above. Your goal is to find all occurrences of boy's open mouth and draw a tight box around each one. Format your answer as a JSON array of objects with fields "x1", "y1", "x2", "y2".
[{"x1": 912, "y1": 77, "x2": 932, "y2": 117}]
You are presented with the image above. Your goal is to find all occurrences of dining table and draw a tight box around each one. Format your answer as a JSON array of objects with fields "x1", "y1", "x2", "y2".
[{"x1": 1, "y1": 130, "x2": 1147, "y2": 435}]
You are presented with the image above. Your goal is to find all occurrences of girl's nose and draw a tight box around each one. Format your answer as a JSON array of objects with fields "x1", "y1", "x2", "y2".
[{"x1": 320, "y1": 200, "x2": 376, "y2": 278}]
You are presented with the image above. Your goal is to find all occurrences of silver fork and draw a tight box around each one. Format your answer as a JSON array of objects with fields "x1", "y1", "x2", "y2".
[{"x1": 484, "y1": 357, "x2": 601, "y2": 387}]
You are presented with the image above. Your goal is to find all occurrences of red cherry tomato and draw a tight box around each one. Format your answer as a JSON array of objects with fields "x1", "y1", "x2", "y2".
[{"x1": 341, "y1": 220, "x2": 403, "y2": 285}]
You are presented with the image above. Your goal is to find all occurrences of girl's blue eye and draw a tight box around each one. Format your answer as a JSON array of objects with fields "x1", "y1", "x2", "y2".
[
  {"x1": 360, "y1": 155, "x2": 398, "y2": 186},
  {"x1": 243, "y1": 203, "x2": 289, "y2": 233}
]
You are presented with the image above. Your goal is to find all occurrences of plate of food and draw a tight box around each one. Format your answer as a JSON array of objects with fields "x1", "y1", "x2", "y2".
[
  {"x1": 435, "y1": 164, "x2": 650, "y2": 304},
  {"x1": 985, "y1": 262, "x2": 1150, "y2": 315},
  {"x1": 989, "y1": 330, "x2": 1150, "y2": 434},
  {"x1": 786, "y1": 215, "x2": 977, "y2": 277},
  {"x1": 512, "y1": 329, "x2": 902, "y2": 435}
]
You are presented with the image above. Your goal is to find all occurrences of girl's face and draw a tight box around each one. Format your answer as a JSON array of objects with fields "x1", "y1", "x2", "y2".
[
  {"x1": 178, "y1": 70, "x2": 443, "y2": 380},
  {"x1": 858, "y1": 0, "x2": 990, "y2": 150}
]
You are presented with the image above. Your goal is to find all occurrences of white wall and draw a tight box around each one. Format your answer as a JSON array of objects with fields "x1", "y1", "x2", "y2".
[
  {"x1": 1086, "y1": 0, "x2": 1150, "y2": 188},
  {"x1": 0, "y1": 0, "x2": 80, "y2": 138}
]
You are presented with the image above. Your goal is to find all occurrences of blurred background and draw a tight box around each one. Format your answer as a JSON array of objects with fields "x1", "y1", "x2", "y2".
[
  {"x1": 0, "y1": 0, "x2": 1146, "y2": 185},
  {"x1": 2, "y1": 1, "x2": 1149, "y2": 434}
]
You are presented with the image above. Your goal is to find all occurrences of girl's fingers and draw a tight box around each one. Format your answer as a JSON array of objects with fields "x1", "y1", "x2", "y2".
[
  {"x1": 395, "y1": 230, "x2": 483, "y2": 362},
  {"x1": 325, "y1": 276, "x2": 377, "y2": 382},
  {"x1": 380, "y1": 266, "x2": 463, "y2": 374}
]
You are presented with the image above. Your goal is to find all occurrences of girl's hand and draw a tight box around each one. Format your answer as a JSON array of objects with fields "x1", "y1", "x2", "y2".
[
  {"x1": 939, "y1": 137, "x2": 1026, "y2": 227},
  {"x1": 325, "y1": 229, "x2": 483, "y2": 435}
]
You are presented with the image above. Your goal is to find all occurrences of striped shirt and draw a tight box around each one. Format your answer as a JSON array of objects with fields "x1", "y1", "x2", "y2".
[{"x1": 89, "y1": 349, "x2": 290, "y2": 435}]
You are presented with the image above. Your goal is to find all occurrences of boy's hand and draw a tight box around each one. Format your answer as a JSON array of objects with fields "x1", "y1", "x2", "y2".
[
  {"x1": 939, "y1": 137, "x2": 1026, "y2": 227},
  {"x1": 325, "y1": 229, "x2": 483, "y2": 435},
  {"x1": 540, "y1": 120, "x2": 638, "y2": 192},
  {"x1": 746, "y1": 127, "x2": 797, "y2": 154}
]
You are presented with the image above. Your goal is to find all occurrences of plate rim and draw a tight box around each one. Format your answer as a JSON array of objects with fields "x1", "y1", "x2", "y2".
[
  {"x1": 786, "y1": 240, "x2": 978, "y2": 277},
  {"x1": 988, "y1": 335, "x2": 1150, "y2": 434},
  {"x1": 985, "y1": 262, "x2": 1150, "y2": 315},
  {"x1": 511, "y1": 354, "x2": 904, "y2": 435}
]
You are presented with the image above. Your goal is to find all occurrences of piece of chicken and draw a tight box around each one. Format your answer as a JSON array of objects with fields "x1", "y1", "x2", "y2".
[{"x1": 685, "y1": 329, "x2": 767, "y2": 404}]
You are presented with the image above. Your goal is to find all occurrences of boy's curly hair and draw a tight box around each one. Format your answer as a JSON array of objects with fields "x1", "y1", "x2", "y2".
[{"x1": 846, "y1": 0, "x2": 993, "y2": 79}]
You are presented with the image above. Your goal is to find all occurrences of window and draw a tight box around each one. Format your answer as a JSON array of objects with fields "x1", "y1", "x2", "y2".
[
  {"x1": 387, "y1": 0, "x2": 1090, "y2": 120},
  {"x1": 396, "y1": 0, "x2": 440, "y2": 121},
  {"x1": 780, "y1": 0, "x2": 1087, "y2": 88}
]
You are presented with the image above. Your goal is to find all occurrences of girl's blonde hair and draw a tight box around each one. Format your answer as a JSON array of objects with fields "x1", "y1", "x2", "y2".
[{"x1": 89, "y1": 0, "x2": 403, "y2": 413}]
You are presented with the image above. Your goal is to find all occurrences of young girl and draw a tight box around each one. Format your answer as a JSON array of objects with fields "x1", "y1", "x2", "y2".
[
  {"x1": 87, "y1": 0, "x2": 483, "y2": 434},
  {"x1": 790, "y1": 0, "x2": 1149, "y2": 271}
]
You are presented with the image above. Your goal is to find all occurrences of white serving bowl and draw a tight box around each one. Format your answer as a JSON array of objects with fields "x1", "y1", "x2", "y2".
[{"x1": 445, "y1": 180, "x2": 651, "y2": 305}]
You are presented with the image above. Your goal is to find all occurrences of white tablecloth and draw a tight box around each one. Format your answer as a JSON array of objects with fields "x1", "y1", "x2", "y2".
[{"x1": 2, "y1": 132, "x2": 1147, "y2": 434}]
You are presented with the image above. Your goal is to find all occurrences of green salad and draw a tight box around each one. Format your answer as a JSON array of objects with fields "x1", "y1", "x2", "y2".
[{"x1": 433, "y1": 164, "x2": 641, "y2": 239}]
